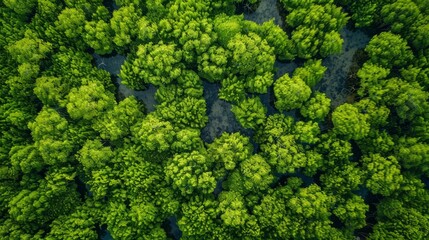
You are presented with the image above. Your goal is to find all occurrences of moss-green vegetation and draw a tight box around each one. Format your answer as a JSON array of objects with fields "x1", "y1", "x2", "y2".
[{"x1": 1, "y1": 0, "x2": 428, "y2": 239}]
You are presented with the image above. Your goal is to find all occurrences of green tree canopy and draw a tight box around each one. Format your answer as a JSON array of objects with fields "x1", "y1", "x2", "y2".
[
  {"x1": 300, "y1": 92, "x2": 331, "y2": 121},
  {"x1": 231, "y1": 96, "x2": 267, "y2": 130},
  {"x1": 77, "y1": 139, "x2": 114, "y2": 172},
  {"x1": 259, "y1": 19, "x2": 296, "y2": 61},
  {"x1": 332, "y1": 103, "x2": 370, "y2": 140},
  {"x1": 362, "y1": 154, "x2": 403, "y2": 196},
  {"x1": 255, "y1": 113, "x2": 295, "y2": 144},
  {"x1": 320, "y1": 162, "x2": 363, "y2": 195},
  {"x1": 365, "y1": 32, "x2": 414, "y2": 69},
  {"x1": 110, "y1": 4, "x2": 141, "y2": 48},
  {"x1": 227, "y1": 32, "x2": 275, "y2": 93},
  {"x1": 84, "y1": 20, "x2": 114, "y2": 55},
  {"x1": 261, "y1": 134, "x2": 310, "y2": 174},
  {"x1": 293, "y1": 59, "x2": 327, "y2": 88},
  {"x1": 165, "y1": 151, "x2": 216, "y2": 196},
  {"x1": 370, "y1": 199, "x2": 429, "y2": 239},
  {"x1": 397, "y1": 137, "x2": 429, "y2": 176},
  {"x1": 93, "y1": 96, "x2": 145, "y2": 141},
  {"x1": 207, "y1": 132, "x2": 253, "y2": 175},
  {"x1": 131, "y1": 114, "x2": 175, "y2": 153},
  {"x1": 155, "y1": 96, "x2": 208, "y2": 129},
  {"x1": 55, "y1": 8, "x2": 86, "y2": 43},
  {"x1": 3, "y1": 0, "x2": 37, "y2": 16},
  {"x1": 120, "y1": 42, "x2": 183, "y2": 89},
  {"x1": 66, "y1": 81, "x2": 116, "y2": 121},
  {"x1": 7, "y1": 34, "x2": 52, "y2": 65},
  {"x1": 274, "y1": 73, "x2": 312, "y2": 111},
  {"x1": 8, "y1": 167, "x2": 80, "y2": 226},
  {"x1": 381, "y1": 0, "x2": 422, "y2": 35},
  {"x1": 333, "y1": 194, "x2": 368, "y2": 231},
  {"x1": 47, "y1": 206, "x2": 98, "y2": 239},
  {"x1": 284, "y1": 2, "x2": 348, "y2": 58}
]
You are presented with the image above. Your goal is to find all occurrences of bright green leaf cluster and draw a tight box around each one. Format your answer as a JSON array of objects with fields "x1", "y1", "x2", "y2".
[
  {"x1": 332, "y1": 103, "x2": 370, "y2": 140},
  {"x1": 274, "y1": 73, "x2": 311, "y2": 111},
  {"x1": 231, "y1": 96, "x2": 267, "y2": 130}
]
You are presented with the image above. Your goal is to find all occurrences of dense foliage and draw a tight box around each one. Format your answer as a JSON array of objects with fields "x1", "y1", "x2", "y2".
[{"x1": 1, "y1": 0, "x2": 428, "y2": 239}]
